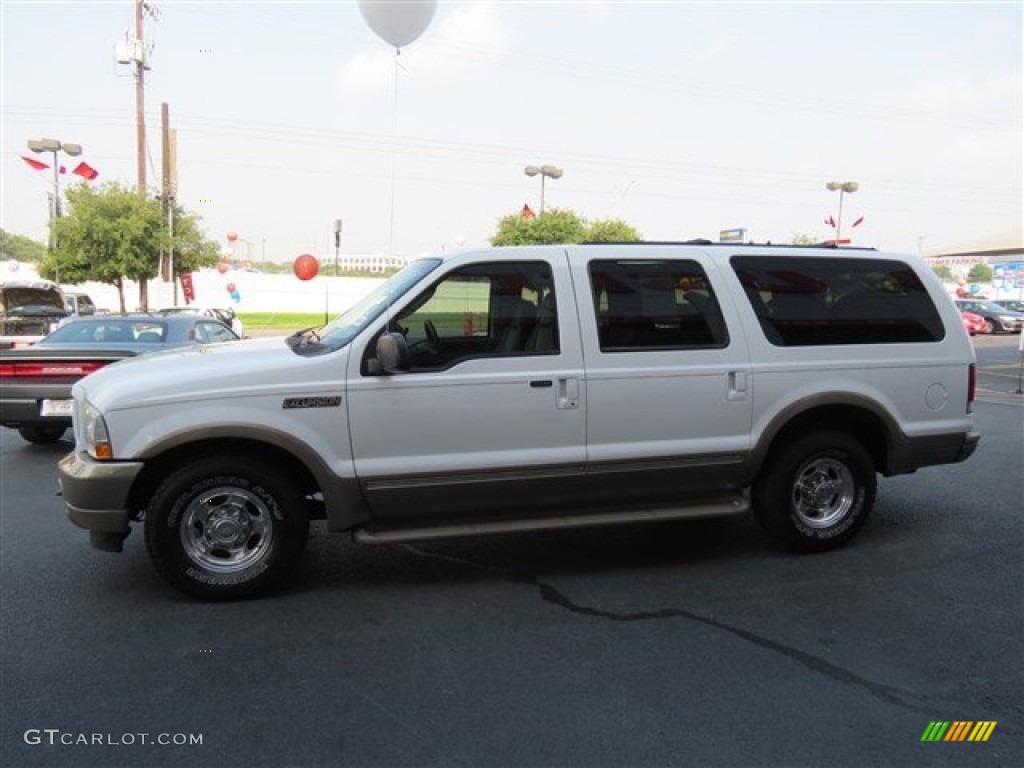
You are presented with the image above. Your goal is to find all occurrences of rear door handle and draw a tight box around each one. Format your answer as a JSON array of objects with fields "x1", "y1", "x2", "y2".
[
  {"x1": 727, "y1": 371, "x2": 748, "y2": 401},
  {"x1": 530, "y1": 380, "x2": 553, "y2": 388},
  {"x1": 557, "y1": 378, "x2": 579, "y2": 410}
]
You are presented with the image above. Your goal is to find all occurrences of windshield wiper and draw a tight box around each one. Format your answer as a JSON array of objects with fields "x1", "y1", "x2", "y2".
[{"x1": 286, "y1": 325, "x2": 323, "y2": 349}]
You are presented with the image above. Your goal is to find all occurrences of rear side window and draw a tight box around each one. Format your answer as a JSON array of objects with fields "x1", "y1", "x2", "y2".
[
  {"x1": 731, "y1": 256, "x2": 945, "y2": 346},
  {"x1": 589, "y1": 260, "x2": 729, "y2": 351}
]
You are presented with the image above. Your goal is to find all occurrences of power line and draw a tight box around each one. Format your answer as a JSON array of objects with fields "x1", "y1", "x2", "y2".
[{"x1": 7, "y1": 105, "x2": 1013, "y2": 204}]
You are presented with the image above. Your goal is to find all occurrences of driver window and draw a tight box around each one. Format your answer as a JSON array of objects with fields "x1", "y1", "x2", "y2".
[{"x1": 393, "y1": 260, "x2": 558, "y2": 371}]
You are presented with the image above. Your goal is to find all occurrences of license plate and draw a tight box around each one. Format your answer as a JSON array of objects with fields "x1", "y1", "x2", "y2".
[{"x1": 40, "y1": 399, "x2": 73, "y2": 417}]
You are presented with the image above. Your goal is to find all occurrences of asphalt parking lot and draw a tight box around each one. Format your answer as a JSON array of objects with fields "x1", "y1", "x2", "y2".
[
  {"x1": 1, "y1": 336, "x2": 1021, "y2": 768},
  {"x1": 973, "y1": 331, "x2": 1024, "y2": 402}
]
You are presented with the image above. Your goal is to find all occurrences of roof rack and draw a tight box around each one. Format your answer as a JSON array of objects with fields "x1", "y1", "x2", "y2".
[{"x1": 580, "y1": 240, "x2": 878, "y2": 251}]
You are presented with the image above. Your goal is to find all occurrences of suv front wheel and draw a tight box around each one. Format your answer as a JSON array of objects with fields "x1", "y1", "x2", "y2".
[
  {"x1": 753, "y1": 431, "x2": 876, "y2": 552},
  {"x1": 145, "y1": 457, "x2": 309, "y2": 599}
]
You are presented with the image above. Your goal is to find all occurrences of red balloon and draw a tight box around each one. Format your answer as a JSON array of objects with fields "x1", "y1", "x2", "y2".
[
  {"x1": 217, "y1": 262, "x2": 229, "y2": 274},
  {"x1": 226, "y1": 282, "x2": 236, "y2": 293},
  {"x1": 227, "y1": 232, "x2": 238, "y2": 243},
  {"x1": 293, "y1": 254, "x2": 319, "y2": 281}
]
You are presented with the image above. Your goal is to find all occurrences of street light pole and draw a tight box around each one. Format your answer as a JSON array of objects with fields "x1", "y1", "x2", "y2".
[
  {"x1": 524, "y1": 164, "x2": 563, "y2": 214},
  {"x1": 826, "y1": 180, "x2": 859, "y2": 244},
  {"x1": 27, "y1": 138, "x2": 82, "y2": 251},
  {"x1": 333, "y1": 219, "x2": 343, "y2": 276}
]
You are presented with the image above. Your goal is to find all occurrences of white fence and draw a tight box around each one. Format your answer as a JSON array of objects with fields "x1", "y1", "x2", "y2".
[{"x1": 2, "y1": 261, "x2": 385, "y2": 316}]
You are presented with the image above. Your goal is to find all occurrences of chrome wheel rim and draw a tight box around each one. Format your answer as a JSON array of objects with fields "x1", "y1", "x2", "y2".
[
  {"x1": 180, "y1": 486, "x2": 274, "y2": 573},
  {"x1": 792, "y1": 458, "x2": 855, "y2": 529}
]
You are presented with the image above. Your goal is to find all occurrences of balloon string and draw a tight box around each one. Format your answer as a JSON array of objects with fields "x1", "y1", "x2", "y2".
[{"x1": 388, "y1": 48, "x2": 400, "y2": 255}]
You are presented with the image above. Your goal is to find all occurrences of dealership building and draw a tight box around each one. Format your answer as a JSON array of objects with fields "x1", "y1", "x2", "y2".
[{"x1": 924, "y1": 228, "x2": 1024, "y2": 299}]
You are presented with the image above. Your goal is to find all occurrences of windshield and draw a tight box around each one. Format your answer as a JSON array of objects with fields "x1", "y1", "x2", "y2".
[
  {"x1": 315, "y1": 259, "x2": 443, "y2": 347},
  {"x1": 2, "y1": 286, "x2": 65, "y2": 314},
  {"x1": 43, "y1": 319, "x2": 168, "y2": 344}
]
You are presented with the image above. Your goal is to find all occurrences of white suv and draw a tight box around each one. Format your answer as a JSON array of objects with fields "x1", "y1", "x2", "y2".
[{"x1": 59, "y1": 243, "x2": 979, "y2": 599}]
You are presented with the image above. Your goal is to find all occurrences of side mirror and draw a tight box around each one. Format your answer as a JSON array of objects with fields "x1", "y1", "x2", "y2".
[{"x1": 371, "y1": 332, "x2": 410, "y2": 375}]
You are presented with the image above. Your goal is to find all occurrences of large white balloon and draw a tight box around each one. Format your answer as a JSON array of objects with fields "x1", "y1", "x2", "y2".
[{"x1": 358, "y1": 0, "x2": 437, "y2": 49}]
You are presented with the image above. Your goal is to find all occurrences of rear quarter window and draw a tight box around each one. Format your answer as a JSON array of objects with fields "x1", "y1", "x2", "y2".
[{"x1": 731, "y1": 256, "x2": 945, "y2": 346}]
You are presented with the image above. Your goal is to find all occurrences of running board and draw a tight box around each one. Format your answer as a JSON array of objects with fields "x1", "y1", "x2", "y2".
[{"x1": 353, "y1": 497, "x2": 749, "y2": 545}]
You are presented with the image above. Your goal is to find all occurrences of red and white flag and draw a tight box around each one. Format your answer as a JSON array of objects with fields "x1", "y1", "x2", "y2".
[
  {"x1": 72, "y1": 162, "x2": 99, "y2": 181},
  {"x1": 21, "y1": 155, "x2": 49, "y2": 171},
  {"x1": 180, "y1": 272, "x2": 196, "y2": 303}
]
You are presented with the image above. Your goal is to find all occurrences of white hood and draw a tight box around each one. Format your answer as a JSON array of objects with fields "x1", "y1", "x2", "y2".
[{"x1": 75, "y1": 338, "x2": 349, "y2": 413}]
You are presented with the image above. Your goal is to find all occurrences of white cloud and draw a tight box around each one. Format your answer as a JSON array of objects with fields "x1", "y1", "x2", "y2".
[{"x1": 338, "y1": 2, "x2": 507, "y2": 94}]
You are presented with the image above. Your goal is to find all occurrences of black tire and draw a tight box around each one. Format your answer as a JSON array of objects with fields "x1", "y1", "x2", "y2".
[
  {"x1": 753, "y1": 431, "x2": 876, "y2": 553},
  {"x1": 18, "y1": 424, "x2": 67, "y2": 444},
  {"x1": 984, "y1": 318, "x2": 997, "y2": 335},
  {"x1": 144, "y1": 457, "x2": 309, "y2": 600}
]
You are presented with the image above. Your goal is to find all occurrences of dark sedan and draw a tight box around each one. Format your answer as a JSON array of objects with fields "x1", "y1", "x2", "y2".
[
  {"x1": 953, "y1": 299, "x2": 1024, "y2": 334},
  {"x1": 0, "y1": 314, "x2": 239, "y2": 444}
]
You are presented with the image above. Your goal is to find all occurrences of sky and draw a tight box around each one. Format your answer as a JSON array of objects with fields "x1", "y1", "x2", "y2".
[{"x1": 1, "y1": 1, "x2": 1021, "y2": 263}]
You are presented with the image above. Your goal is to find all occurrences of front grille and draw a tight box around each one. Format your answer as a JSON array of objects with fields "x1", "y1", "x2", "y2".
[{"x1": 0, "y1": 317, "x2": 54, "y2": 336}]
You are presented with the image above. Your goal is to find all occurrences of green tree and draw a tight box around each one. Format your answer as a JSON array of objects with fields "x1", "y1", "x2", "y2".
[
  {"x1": 41, "y1": 183, "x2": 165, "y2": 312},
  {"x1": 39, "y1": 183, "x2": 218, "y2": 312},
  {"x1": 931, "y1": 264, "x2": 954, "y2": 281},
  {"x1": 491, "y1": 208, "x2": 641, "y2": 246},
  {"x1": 966, "y1": 263, "x2": 992, "y2": 284},
  {"x1": 491, "y1": 208, "x2": 587, "y2": 246},
  {"x1": 584, "y1": 218, "x2": 642, "y2": 243},
  {"x1": 0, "y1": 230, "x2": 47, "y2": 262},
  {"x1": 167, "y1": 207, "x2": 221, "y2": 277},
  {"x1": 791, "y1": 233, "x2": 818, "y2": 245}
]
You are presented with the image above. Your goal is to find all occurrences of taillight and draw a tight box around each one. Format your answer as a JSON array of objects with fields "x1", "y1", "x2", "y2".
[
  {"x1": 0, "y1": 361, "x2": 108, "y2": 378},
  {"x1": 967, "y1": 363, "x2": 976, "y2": 413}
]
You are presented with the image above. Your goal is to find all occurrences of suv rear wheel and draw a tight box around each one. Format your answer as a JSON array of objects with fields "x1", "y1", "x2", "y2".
[
  {"x1": 753, "y1": 431, "x2": 876, "y2": 552},
  {"x1": 144, "y1": 457, "x2": 309, "y2": 600}
]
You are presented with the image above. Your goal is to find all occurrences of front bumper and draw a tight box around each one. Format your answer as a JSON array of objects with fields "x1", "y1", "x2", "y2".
[{"x1": 59, "y1": 451, "x2": 144, "y2": 549}]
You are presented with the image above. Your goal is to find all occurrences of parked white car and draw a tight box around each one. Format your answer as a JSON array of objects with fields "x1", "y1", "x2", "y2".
[{"x1": 60, "y1": 243, "x2": 979, "y2": 599}]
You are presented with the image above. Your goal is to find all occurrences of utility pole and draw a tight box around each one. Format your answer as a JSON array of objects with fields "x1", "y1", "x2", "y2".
[
  {"x1": 161, "y1": 102, "x2": 178, "y2": 289},
  {"x1": 170, "y1": 127, "x2": 177, "y2": 303},
  {"x1": 135, "y1": 0, "x2": 147, "y2": 195},
  {"x1": 133, "y1": 0, "x2": 158, "y2": 308}
]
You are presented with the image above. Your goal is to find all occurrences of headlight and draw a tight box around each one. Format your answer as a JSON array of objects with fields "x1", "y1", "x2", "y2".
[{"x1": 80, "y1": 400, "x2": 113, "y2": 460}]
